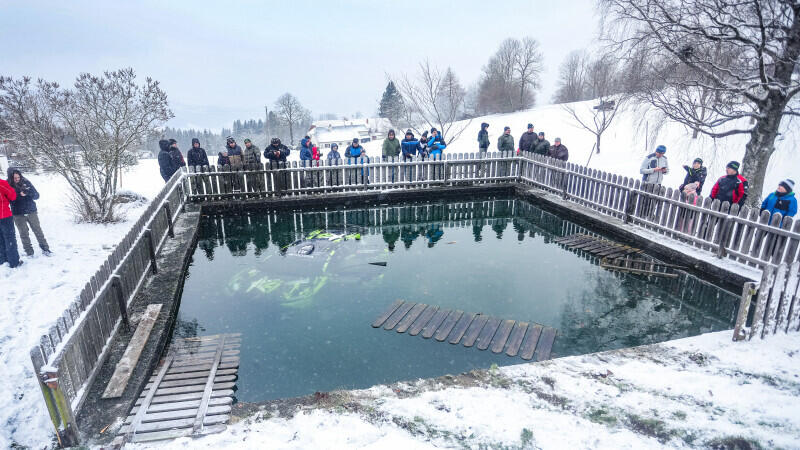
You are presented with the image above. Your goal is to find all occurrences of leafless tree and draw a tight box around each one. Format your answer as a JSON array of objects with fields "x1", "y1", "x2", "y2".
[
  {"x1": 274, "y1": 93, "x2": 310, "y2": 146},
  {"x1": 553, "y1": 51, "x2": 590, "y2": 103},
  {"x1": 600, "y1": 0, "x2": 800, "y2": 203},
  {"x1": 563, "y1": 55, "x2": 627, "y2": 156},
  {"x1": 394, "y1": 61, "x2": 471, "y2": 144},
  {"x1": 0, "y1": 68, "x2": 172, "y2": 222},
  {"x1": 477, "y1": 38, "x2": 544, "y2": 114}
]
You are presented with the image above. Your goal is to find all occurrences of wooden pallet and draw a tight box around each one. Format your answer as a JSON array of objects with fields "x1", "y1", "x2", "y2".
[
  {"x1": 113, "y1": 333, "x2": 241, "y2": 444},
  {"x1": 600, "y1": 256, "x2": 684, "y2": 278},
  {"x1": 553, "y1": 233, "x2": 642, "y2": 259},
  {"x1": 372, "y1": 301, "x2": 557, "y2": 361}
]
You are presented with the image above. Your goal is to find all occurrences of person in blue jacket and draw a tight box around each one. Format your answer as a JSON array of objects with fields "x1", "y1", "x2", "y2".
[
  {"x1": 427, "y1": 128, "x2": 446, "y2": 159},
  {"x1": 345, "y1": 138, "x2": 369, "y2": 183},
  {"x1": 761, "y1": 179, "x2": 797, "y2": 221},
  {"x1": 299, "y1": 136, "x2": 313, "y2": 162},
  {"x1": 401, "y1": 130, "x2": 421, "y2": 161}
]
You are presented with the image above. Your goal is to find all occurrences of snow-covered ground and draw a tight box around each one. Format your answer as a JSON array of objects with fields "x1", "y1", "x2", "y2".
[
  {"x1": 139, "y1": 331, "x2": 800, "y2": 449},
  {"x1": 0, "y1": 160, "x2": 163, "y2": 449},
  {"x1": 1, "y1": 100, "x2": 798, "y2": 449}
]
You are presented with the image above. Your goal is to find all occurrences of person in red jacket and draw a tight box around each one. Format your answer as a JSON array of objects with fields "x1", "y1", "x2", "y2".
[
  {"x1": 0, "y1": 176, "x2": 22, "y2": 268},
  {"x1": 710, "y1": 161, "x2": 749, "y2": 206}
]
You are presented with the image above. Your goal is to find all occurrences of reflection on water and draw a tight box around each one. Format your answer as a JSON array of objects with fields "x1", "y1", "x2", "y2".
[{"x1": 175, "y1": 197, "x2": 739, "y2": 402}]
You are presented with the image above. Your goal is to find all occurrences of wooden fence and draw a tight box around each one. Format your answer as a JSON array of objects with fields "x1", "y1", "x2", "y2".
[
  {"x1": 29, "y1": 169, "x2": 185, "y2": 446},
  {"x1": 733, "y1": 262, "x2": 800, "y2": 341},
  {"x1": 184, "y1": 152, "x2": 800, "y2": 270}
]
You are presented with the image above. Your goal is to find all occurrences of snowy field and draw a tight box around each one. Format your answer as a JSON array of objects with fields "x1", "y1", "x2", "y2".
[{"x1": 1, "y1": 101, "x2": 798, "y2": 448}]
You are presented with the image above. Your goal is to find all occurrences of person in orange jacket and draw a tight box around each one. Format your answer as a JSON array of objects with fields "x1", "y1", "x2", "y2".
[{"x1": 0, "y1": 175, "x2": 22, "y2": 268}]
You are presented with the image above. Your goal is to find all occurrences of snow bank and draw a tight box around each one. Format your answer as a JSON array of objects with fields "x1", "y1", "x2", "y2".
[{"x1": 0, "y1": 160, "x2": 163, "y2": 449}]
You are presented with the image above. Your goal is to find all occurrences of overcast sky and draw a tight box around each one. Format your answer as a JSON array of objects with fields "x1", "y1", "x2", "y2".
[{"x1": 1, "y1": 0, "x2": 599, "y2": 132}]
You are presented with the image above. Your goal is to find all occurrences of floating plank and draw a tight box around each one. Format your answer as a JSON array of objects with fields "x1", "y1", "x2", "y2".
[
  {"x1": 519, "y1": 324, "x2": 543, "y2": 360},
  {"x1": 408, "y1": 306, "x2": 439, "y2": 336},
  {"x1": 475, "y1": 317, "x2": 502, "y2": 350},
  {"x1": 449, "y1": 312, "x2": 477, "y2": 344},
  {"x1": 534, "y1": 327, "x2": 557, "y2": 361},
  {"x1": 143, "y1": 381, "x2": 236, "y2": 397},
  {"x1": 490, "y1": 320, "x2": 515, "y2": 353},
  {"x1": 394, "y1": 303, "x2": 428, "y2": 333},
  {"x1": 153, "y1": 368, "x2": 238, "y2": 382},
  {"x1": 371, "y1": 300, "x2": 404, "y2": 328},
  {"x1": 119, "y1": 414, "x2": 228, "y2": 434},
  {"x1": 135, "y1": 389, "x2": 234, "y2": 406},
  {"x1": 103, "y1": 304, "x2": 163, "y2": 398},
  {"x1": 504, "y1": 322, "x2": 529, "y2": 357},
  {"x1": 166, "y1": 360, "x2": 239, "y2": 374},
  {"x1": 383, "y1": 302, "x2": 416, "y2": 330},
  {"x1": 434, "y1": 310, "x2": 464, "y2": 342},
  {"x1": 125, "y1": 405, "x2": 231, "y2": 424},
  {"x1": 146, "y1": 374, "x2": 236, "y2": 390},
  {"x1": 421, "y1": 309, "x2": 450, "y2": 339},
  {"x1": 172, "y1": 350, "x2": 240, "y2": 365},
  {"x1": 129, "y1": 424, "x2": 227, "y2": 443},
  {"x1": 130, "y1": 397, "x2": 232, "y2": 415},
  {"x1": 170, "y1": 356, "x2": 239, "y2": 369},
  {"x1": 461, "y1": 315, "x2": 489, "y2": 347}
]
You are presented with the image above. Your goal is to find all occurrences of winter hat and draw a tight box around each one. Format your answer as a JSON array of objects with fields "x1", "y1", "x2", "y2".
[
  {"x1": 538, "y1": 131, "x2": 545, "y2": 137},
  {"x1": 158, "y1": 139, "x2": 170, "y2": 152},
  {"x1": 527, "y1": 123, "x2": 533, "y2": 129},
  {"x1": 226, "y1": 136, "x2": 235, "y2": 144},
  {"x1": 331, "y1": 143, "x2": 339, "y2": 150},
  {"x1": 169, "y1": 138, "x2": 177, "y2": 145},
  {"x1": 352, "y1": 138, "x2": 359, "y2": 144},
  {"x1": 430, "y1": 127, "x2": 437, "y2": 133},
  {"x1": 271, "y1": 137, "x2": 281, "y2": 145},
  {"x1": 726, "y1": 161, "x2": 740, "y2": 172},
  {"x1": 554, "y1": 137, "x2": 561, "y2": 143},
  {"x1": 780, "y1": 179, "x2": 795, "y2": 192},
  {"x1": 244, "y1": 138, "x2": 252, "y2": 144},
  {"x1": 693, "y1": 157, "x2": 703, "y2": 165},
  {"x1": 481, "y1": 122, "x2": 489, "y2": 128},
  {"x1": 504, "y1": 126, "x2": 510, "y2": 131},
  {"x1": 655, "y1": 145, "x2": 666, "y2": 153}
]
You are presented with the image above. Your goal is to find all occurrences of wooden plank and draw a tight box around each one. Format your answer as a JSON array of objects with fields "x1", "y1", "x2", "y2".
[
  {"x1": 421, "y1": 308, "x2": 450, "y2": 339},
  {"x1": 145, "y1": 375, "x2": 236, "y2": 390},
  {"x1": 125, "y1": 405, "x2": 231, "y2": 424},
  {"x1": 762, "y1": 264, "x2": 788, "y2": 337},
  {"x1": 192, "y1": 334, "x2": 227, "y2": 434},
  {"x1": 777, "y1": 262, "x2": 799, "y2": 332},
  {"x1": 394, "y1": 303, "x2": 428, "y2": 333},
  {"x1": 371, "y1": 300, "x2": 404, "y2": 328},
  {"x1": 534, "y1": 327, "x2": 557, "y2": 361},
  {"x1": 125, "y1": 352, "x2": 175, "y2": 442},
  {"x1": 434, "y1": 310, "x2": 463, "y2": 342},
  {"x1": 120, "y1": 414, "x2": 229, "y2": 434},
  {"x1": 750, "y1": 265, "x2": 777, "y2": 339},
  {"x1": 103, "y1": 304, "x2": 163, "y2": 398},
  {"x1": 448, "y1": 312, "x2": 476, "y2": 344},
  {"x1": 152, "y1": 368, "x2": 237, "y2": 383},
  {"x1": 475, "y1": 317, "x2": 502, "y2": 350},
  {"x1": 408, "y1": 305, "x2": 439, "y2": 336},
  {"x1": 180, "y1": 333, "x2": 242, "y2": 342},
  {"x1": 490, "y1": 320, "x2": 515, "y2": 353},
  {"x1": 166, "y1": 360, "x2": 238, "y2": 375},
  {"x1": 129, "y1": 424, "x2": 227, "y2": 443},
  {"x1": 504, "y1": 321, "x2": 529, "y2": 357},
  {"x1": 145, "y1": 382, "x2": 236, "y2": 398},
  {"x1": 461, "y1": 315, "x2": 489, "y2": 347},
  {"x1": 130, "y1": 396, "x2": 232, "y2": 415},
  {"x1": 383, "y1": 302, "x2": 417, "y2": 330},
  {"x1": 519, "y1": 324, "x2": 543, "y2": 360},
  {"x1": 135, "y1": 389, "x2": 234, "y2": 406},
  {"x1": 172, "y1": 349, "x2": 240, "y2": 363},
  {"x1": 170, "y1": 356, "x2": 239, "y2": 369}
]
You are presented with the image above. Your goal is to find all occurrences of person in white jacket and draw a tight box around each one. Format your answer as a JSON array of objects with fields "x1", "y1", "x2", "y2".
[{"x1": 640, "y1": 145, "x2": 669, "y2": 185}]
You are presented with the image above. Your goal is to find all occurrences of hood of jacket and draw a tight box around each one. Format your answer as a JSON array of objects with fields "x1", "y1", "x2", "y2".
[
  {"x1": 159, "y1": 139, "x2": 171, "y2": 152},
  {"x1": 192, "y1": 138, "x2": 200, "y2": 146},
  {"x1": 481, "y1": 122, "x2": 489, "y2": 129}
]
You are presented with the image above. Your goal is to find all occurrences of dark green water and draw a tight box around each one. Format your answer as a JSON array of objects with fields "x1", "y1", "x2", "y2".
[{"x1": 174, "y1": 197, "x2": 739, "y2": 402}]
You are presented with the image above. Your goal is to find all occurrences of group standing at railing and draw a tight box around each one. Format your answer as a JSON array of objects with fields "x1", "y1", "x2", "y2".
[
  {"x1": 637, "y1": 145, "x2": 797, "y2": 224},
  {"x1": 487, "y1": 123, "x2": 570, "y2": 161}
]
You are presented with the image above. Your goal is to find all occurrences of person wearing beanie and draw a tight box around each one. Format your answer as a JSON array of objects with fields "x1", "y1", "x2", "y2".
[
  {"x1": 710, "y1": 161, "x2": 749, "y2": 206},
  {"x1": 243, "y1": 138, "x2": 261, "y2": 165},
  {"x1": 761, "y1": 179, "x2": 797, "y2": 220},
  {"x1": 187, "y1": 138, "x2": 210, "y2": 167},
  {"x1": 477, "y1": 122, "x2": 490, "y2": 152},
  {"x1": 640, "y1": 145, "x2": 669, "y2": 185},
  {"x1": 224, "y1": 136, "x2": 243, "y2": 165},
  {"x1": 679, "y1": 157, "x2": 707, "y2": 195},
  {"x1": 518, "y1": 123, "x2": 537, "y2": 154},
  {"x1": 401, "y1": 130, "x2": 421, "y2": 161},
  {"x1": 158, "y1": 139, "x2": 180, "y2": 182},
  {"x1": 264, "y1": 137, "x2": 290, "y2": 162},
  {"x1": 547, "y1": 137, "x2": 569, "y2": 161},
  {"x1": 497, "y1": 126, "x2": 515, "y2": 152},
  {"x1": 426, "y1": 128, "x2": 446, "y2": 159},
  {"x1": 168, "y1": 139, "x2": 186, "y2": 171},
  {"x1": 531, "y1": 131, "x2": 550, "y2": 156}
]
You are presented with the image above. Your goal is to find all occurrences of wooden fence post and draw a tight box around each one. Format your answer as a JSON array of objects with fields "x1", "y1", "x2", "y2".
[
  {"x1": 143, "y1": 229, "x2": 158, "y2": 274},
  {"x1": 41, "y1": 366, "x2": 79, "y2": 447},
  {"x1": 111, "y1": 275, "x2": 130, "y2": 330},
  {"x1": 732, "y1": 281, "x2": 757, "y2": 341},
  {"x1": 623, "y1": 189, "x2": 636, "y2": 224},
  {"x1": 717, "y1": 216, "x2": 734, "y2": 258},
  {"x1": 163, "y1": 201, "x2": 174, "y2": 238}
]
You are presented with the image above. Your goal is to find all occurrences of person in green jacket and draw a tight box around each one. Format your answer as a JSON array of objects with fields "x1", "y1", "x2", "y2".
[
  {"x1": 382, "y1": 129, "x2": 401, "y2": 159},
  {"x1": 497, "y1": 126, "x2": 514, "y2": 152},
  {"x1": 531, "y1": 132, "x2": 550, "y2": 155}
]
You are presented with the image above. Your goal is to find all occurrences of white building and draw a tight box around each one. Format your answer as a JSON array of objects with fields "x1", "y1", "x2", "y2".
[{"x1": 307, "y1": 118, "x2": 393, "y2": 149}]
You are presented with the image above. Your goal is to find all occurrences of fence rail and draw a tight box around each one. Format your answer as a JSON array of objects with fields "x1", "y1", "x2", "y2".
[
  {"x1": 29, "y1": 169, "x2": 185, "y2": 446},
  {"x1": 184, "y1": 152, "x2": 800, "y2": 269}
]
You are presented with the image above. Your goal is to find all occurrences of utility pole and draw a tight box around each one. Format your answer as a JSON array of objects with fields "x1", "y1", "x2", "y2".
[{"x1": 264, "y1": 106, "x2": 269, "y2": 142}]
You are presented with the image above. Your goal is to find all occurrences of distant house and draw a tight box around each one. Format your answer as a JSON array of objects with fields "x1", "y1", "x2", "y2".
[{"x1": 307, "y1": 118, "x2": 393, "y2": 149}]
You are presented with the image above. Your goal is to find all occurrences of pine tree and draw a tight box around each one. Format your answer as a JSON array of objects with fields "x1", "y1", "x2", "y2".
[{"x1": 378, "y1": 81, "x2": 404, "y2": 125}]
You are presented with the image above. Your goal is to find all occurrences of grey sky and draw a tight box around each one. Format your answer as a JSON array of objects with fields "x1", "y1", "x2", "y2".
[{"x1": 1, "y1": 0, "x2": 599, "y2": 131}]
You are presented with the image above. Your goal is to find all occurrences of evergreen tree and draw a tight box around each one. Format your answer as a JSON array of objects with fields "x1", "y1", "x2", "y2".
[{"x1": 378, "y1": 81, "x2": 404, "y2": 125}]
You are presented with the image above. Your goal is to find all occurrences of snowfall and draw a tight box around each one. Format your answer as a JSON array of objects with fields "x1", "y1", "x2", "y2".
[{"x1": 1, "y1": 101, "x2": 798, "y2": 449}]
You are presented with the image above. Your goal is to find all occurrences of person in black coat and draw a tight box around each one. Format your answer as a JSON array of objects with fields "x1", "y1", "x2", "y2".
[
  {"x1": 264, "y1": 138, "x2": 290, "y2": 162},
  {"x1": 7, "y1": 167, "x2": 51, "y2": 256},
  {"x1": 158, "y1": 139, "x2": 179, "y2": 181},
  {"x1": 679, "y1": 158, "x2": 708, "y2": 195},
  {"x1": 187, "y1": 138, "x2": 210, "y2": 167}
]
